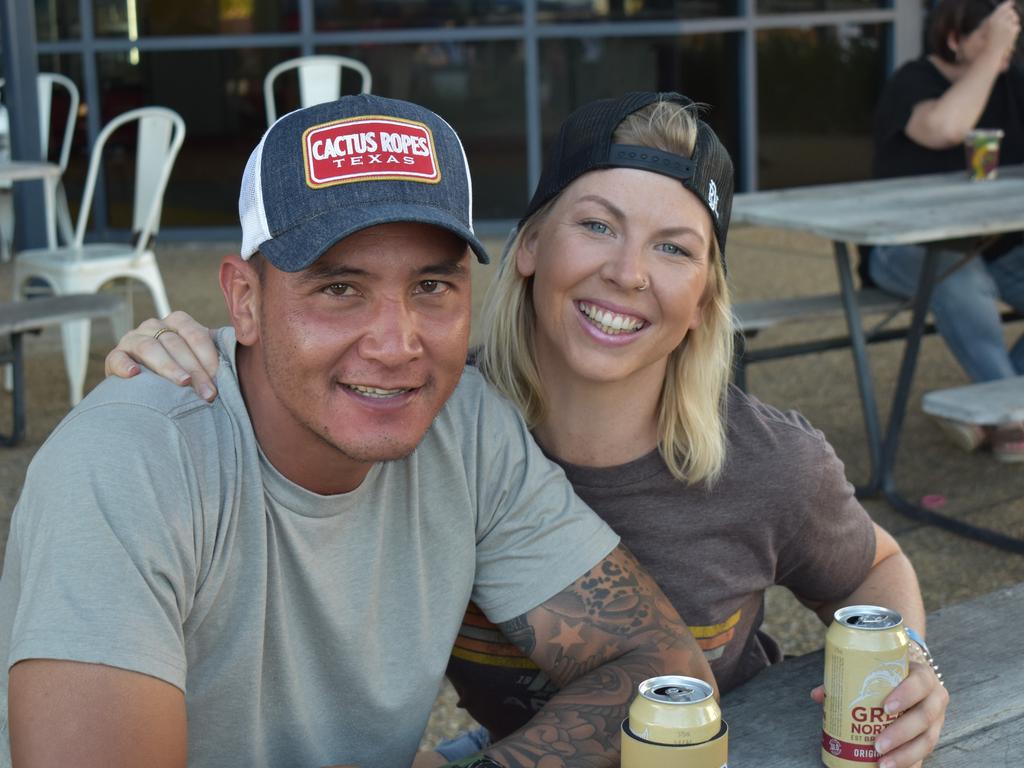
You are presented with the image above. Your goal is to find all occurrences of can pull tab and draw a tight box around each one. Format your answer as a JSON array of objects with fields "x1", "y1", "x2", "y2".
[
  {"x1": 657, "y1": 685, "x2": 697, "y2": 702},
  {"x1": 851, "y1": 615, "x2": 888, "y2": 628}
]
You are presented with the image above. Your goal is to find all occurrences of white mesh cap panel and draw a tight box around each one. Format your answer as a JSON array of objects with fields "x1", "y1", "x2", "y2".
[
  {"x1": 436, "y1": 112, "x2": 475, "y2": 231},
  {"x1": 239, "y1": 139, "x2": 271, "y2": 259}
]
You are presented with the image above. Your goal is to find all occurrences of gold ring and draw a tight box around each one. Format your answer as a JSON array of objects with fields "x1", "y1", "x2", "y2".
[{"x1": 153, "y1": 327, "x2": 177, "y2": 341}]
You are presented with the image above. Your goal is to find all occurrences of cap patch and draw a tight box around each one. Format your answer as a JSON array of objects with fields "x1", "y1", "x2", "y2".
[
  {"x1": 303, "y1": 115, "x2": 441, "y2": 188},
  {"x1": 708, "y1": 179, "x2": 720, "y2": 219}
]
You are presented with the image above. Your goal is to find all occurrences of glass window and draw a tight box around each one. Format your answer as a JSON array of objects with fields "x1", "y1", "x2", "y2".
[
  {"x1": 93, "y1": 0, "x2": 295, "y2": 37},
  {"x1": 315, "y1": 0, "x2": 523, "y2": 29},
  {"x1": 36, "y1": 0, "x2": 80, "y2": 41},
  {"x1": 757, "y1": 0, "x2": 886, "y2": 12},
  {"x1": 757, "y1": 23, "x2": 887, "y2": 189},
  {"x1": 323, "y1": 41, "x2": 528, "y2": 219},
  {"x1": 539, "y1": 34, "x2": 742, "y2": 185},
  {"x1": 96, "y1": 48, "x2": 290, "y2": 228},
  {"x1": 539, "y1": 0, "x2": 739, "y2": 23}
]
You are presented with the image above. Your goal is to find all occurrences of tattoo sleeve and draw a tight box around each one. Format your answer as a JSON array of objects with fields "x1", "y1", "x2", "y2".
[{"x1": 483, "y1": 544, "x2": 714, "y2": 768}]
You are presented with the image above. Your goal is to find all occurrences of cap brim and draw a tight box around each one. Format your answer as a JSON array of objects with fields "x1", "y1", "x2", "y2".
[{"x1": 259, "y1": 202, "x2": 491, "y2": 271}]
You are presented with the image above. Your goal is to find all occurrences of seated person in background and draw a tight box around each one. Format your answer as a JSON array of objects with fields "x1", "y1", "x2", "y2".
[
  {"x1": 108, "y1": 92, "x2": 948, "y2": 768},
  {"x1": 869, "y1": 0, "x2": 1024, "y2": 461},
  {"x1": 0, "y1": 95, "x2": 715, "y2": 768}
]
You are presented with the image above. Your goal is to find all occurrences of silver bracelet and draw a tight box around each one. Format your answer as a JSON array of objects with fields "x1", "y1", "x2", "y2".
[{"x1": 905, "y1": 626, "x2": 944, "y2": 687}]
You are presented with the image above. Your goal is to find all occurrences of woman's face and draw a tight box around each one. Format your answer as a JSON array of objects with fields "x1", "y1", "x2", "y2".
[{"x1": 517, "y1": 167, "x2": 713, "y2": 392}]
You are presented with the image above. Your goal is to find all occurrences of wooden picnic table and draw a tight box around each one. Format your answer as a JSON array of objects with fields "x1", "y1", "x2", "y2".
[
  {"x1": 733, "y1": 164, "x2": 1024, "y2": 246},
  {"x1": 731, "y1": 166, "x2": 1024, "y2": 553},
  {"x1": 722, "y1": 582, "x2": 1024, "y2": 766}
]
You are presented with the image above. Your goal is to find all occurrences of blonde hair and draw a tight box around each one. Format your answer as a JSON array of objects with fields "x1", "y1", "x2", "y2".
[{"x1": 479, "y1": 99, "x2": 734, "y2": 486}]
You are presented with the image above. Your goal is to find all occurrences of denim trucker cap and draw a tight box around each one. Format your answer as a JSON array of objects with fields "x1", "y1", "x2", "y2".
[
  {"x1": 239, "y1": 94, "x2": 490, "y2": 270},
  {"x1": 522, "y1": 91, "x2": 734, "y2": 261}
]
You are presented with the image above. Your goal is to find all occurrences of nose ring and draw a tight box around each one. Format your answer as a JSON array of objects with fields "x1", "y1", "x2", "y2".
[{"x1": 637, "y1": 279, "x2": 650, "y2": 292}]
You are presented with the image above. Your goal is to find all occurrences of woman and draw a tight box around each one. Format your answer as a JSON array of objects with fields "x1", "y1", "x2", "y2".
[
  {"x1": 870, "y1": 0, "x2": 1024, "y2": 460},
  {"x1": 107, "y1": 92, "x2": 947, "y2": 768}
]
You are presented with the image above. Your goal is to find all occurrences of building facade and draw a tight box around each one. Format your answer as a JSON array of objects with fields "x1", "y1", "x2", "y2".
[{"x1": 14, "y1": 0, "x2": 923, "y2": 238}]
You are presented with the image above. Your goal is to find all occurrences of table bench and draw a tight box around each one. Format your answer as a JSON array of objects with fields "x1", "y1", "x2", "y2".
[
  {"x1": 1, "y1": 293, "x2": 127, "y2": 446},
  {"x1": 922, "y1": 375, "x2": 1024, "y2": 426},
  {"x1": 723, "y1": 581, "x2": 1024, "y2": 766},
  {"x1": 733, "y1": 291, "x2": 1023, "y2": 391},
  {"x1": 733, "y1": 288, "x2": 905, "y2": 390},
  {"x1": 730, "y1": 239, "x2": 1023, "y2": 392}
]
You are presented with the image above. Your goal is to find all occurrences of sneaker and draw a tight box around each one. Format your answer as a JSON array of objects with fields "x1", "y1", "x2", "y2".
[
  {"x1": 992, "y1": 423, "x2": 1024, "y2": 463},
  {"x1": 930, "y1": 416, "x2": 988, "y2": 452}
]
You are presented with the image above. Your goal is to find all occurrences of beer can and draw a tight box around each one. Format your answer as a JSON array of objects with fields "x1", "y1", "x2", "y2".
[
  {"x1": 621, "y1": 675, "x2": 728, "y2": 768},
  {"x1": 822, "y1": 606, "x2": 909, "y2": 767}
]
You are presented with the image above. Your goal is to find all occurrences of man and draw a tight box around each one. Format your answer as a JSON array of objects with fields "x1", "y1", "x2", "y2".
[{"x1": 0, "y1": 95, "x2": 712, "y2": 767}]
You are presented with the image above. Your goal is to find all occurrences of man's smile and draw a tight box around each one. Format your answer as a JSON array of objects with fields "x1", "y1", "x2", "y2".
[{"x1": 342, "y1": 383, "x2": 416, "y2": 399}]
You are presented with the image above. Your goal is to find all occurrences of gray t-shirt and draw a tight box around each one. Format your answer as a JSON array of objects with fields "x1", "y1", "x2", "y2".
[
  {"x1": 446, "y1": 386, "x2": 875, "y2": 736},
  {"x1": 0, "y1": 328, "x2": 619, "y2": 768}
]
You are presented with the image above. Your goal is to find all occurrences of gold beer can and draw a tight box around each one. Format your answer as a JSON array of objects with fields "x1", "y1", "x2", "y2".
[
  {"x1": 822, "y1": 606, "x2": 909, "y2": 767},
  {"x1": 621, "y1": 675, "x2": 728, "y2": 768}
]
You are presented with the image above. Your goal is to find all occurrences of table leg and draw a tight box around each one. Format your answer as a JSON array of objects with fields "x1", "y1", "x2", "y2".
[
  {"x1": 833, "y1": 242, "x2": 884, "y2": 495},
  {"x1": 878, "y1": 248, "x2": 1024, "y2": 554}
]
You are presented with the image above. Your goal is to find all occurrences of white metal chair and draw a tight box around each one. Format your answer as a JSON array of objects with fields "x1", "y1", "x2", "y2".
[
  {"x1": 0, "y1": 73, "x2": 80, "y2": 259},
  {"x1": 263, "y1": 55, "x2": 372, "y2": 125},
  {"x1": 12, "y1": 106, "x2": 186, "y2": 405}
]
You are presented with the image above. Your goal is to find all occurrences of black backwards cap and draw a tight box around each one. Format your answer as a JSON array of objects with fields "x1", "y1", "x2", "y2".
[{"x1": 522, "y1": 91, "x2": 734, "y2": 265}]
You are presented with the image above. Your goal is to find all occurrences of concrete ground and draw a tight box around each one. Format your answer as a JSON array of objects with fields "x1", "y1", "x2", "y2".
[{"x1": 1, "y1": 226, "x2": 1023, "y2": 748}]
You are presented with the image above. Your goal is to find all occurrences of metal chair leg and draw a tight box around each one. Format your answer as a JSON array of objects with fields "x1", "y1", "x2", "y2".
[{"x1": 0, "y1": 332, "x2": 26, "y2": 446}]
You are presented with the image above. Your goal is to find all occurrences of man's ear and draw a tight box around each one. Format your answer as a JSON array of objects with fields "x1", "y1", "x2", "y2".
[{"x1": 220, "y1": 254, "x2": 261, "y2": 345}]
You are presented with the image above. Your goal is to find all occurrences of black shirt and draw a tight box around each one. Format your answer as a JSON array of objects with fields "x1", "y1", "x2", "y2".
[
  {"x1": 866, "y1": 57, "x2": 1024, "y2": 270},
  {"x1": 872, "y1": 57, "x2": 1024, "y2": 179}
]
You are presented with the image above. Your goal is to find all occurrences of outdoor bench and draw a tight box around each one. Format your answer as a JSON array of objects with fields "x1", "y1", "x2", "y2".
[
  {"x1": 1, "y1": 293, "x2": 127, "y2": 446},
  {"x1": 922, "y1": 375, "x2": 1024, "y2": 430},
  {"x1": 732, "y1": 290, "x2": 1023, "y2": 391}
]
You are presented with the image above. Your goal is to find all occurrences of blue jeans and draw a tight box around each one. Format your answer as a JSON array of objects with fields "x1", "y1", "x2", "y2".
[
  {"x1": 434, "y1": 726, "x2": 491, "y2": 762},
  {"x1": 868, "y1": 243, "x2": 1024, "y2": 383}
]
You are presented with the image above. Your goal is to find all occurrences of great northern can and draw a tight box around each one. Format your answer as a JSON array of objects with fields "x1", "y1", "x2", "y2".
[
  {"x1": 621, "y1": 676, "x2": 728, "y2": 767},
  {"x1": 822, "y1": 606, "x2": 909, "y2": 767}
]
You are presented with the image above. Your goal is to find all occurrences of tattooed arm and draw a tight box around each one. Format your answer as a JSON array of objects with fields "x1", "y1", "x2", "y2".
[{"x1": 479, "y1": 545, "x2": 715, "y2": 768}]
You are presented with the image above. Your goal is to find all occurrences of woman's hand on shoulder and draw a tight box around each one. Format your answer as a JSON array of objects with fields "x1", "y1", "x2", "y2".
[{"x1": 104, "y1": 310, "x2": 221, "y2": 401}]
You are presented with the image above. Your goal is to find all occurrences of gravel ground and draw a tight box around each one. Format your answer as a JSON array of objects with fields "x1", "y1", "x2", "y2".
[{"x1": 2, "y1": 228, "x2": 1023, "y2": 752}]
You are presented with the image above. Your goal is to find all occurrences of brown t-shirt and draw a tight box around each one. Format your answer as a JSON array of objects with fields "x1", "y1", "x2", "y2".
[{"x1": 445, "y1": 386, "x2": 876, "y2": 738}]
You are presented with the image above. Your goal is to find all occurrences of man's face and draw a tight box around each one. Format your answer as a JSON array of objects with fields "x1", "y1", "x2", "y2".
[{"x1": 249, "y1": 222, "x2": 472, "y2": 485}]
